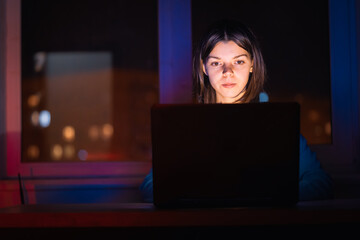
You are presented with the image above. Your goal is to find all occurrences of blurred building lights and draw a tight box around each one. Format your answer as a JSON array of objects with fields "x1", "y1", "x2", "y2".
[
  {"x1": 325, "y1": 122, "x2": 332, "y2": 136},
  {"x1": 89, "y1": 124, "x2": 114, "y2": 141},
  {"x1": 27, "y1": 145, "x2": 40, "y2": 159},
  {"x1": 34, "y1": 52, "x2": 47, "y2": 72},
  {"x1": 63, "y1": 126, "x2": 75, "y2": 142},
  {"x1": 88, "y1": 125, "x2": 100, "y2": 141},
  {"x1": 64, "y1": 144, "x2": 75, "y2": 159},
  {"x1": 78, "y1": 149, "x2": 88, "y2": 161},
  {"x1": 31, "y1": 111, "x2": 40, "y2": 126},
  {"x1": 308, "y1": 110, "x2": 320, "y2": 122},
  {"x1": 102, "y1": 123, "x2": 114, "y2": 140},
  {"x1": 39, "y1": 110, "x2": 51, "y2": 127},
  {"x1": 51, "y1": 144, "x2": 63, "y2": 160},
  {"x1": 27, "y1": 93, "x2": 41, "y2": 108}
]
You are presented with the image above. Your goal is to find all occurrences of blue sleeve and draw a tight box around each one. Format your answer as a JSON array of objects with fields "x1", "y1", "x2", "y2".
[
  {"x1": 299, "y1": 134, "x2": 333, "y2": 201},
  {"x1": 139, "y1": 169, "x2": 154, "y2": 203}
]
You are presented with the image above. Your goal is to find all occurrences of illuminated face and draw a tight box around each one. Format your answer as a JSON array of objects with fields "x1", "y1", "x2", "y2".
[{"x1": 203, "y1": 41, "x2": 253, "y2": 103}]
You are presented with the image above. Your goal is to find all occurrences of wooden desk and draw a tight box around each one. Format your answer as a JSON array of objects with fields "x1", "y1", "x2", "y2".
[{"x1": 0, "y1": 199, "x2": 360, "y2": 239}]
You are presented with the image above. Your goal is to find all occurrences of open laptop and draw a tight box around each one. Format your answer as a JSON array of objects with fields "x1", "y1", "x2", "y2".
[{"x1": 151, "y1": 102, "x2": 300, "y2": 208}]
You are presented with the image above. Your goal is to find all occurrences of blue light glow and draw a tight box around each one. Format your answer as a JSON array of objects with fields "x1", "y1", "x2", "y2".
[
  {"x1": 39, "y1": 110, "x2": 51, "y2": 127},
  {"x1": 78, "y1": 149, "x2": 88, "y2": 161}
]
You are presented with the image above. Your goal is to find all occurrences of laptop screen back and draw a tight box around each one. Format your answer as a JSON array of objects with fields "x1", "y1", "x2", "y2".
[{"x1": 151, "y1": 103, "x2": 300, "y2": 208}]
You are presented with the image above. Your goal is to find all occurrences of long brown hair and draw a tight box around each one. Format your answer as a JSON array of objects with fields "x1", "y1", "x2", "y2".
[{"x1": 193, "y1": 19, "x2": 266, "y2": 103}]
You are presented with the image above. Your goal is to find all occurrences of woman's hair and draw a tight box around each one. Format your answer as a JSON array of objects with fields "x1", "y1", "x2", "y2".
[{"x1": 193, "y1": 19, "x2": 266, "y2": 103}]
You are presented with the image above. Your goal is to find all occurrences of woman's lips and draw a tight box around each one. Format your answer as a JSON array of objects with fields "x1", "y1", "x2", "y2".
[{"x1": 222, "y1": 83, "x2": 236, "y2": 88}]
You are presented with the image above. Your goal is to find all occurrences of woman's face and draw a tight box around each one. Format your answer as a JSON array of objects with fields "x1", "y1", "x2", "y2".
[{"x1": 203, "y1": 41, "x2": 253, "y2": 103}]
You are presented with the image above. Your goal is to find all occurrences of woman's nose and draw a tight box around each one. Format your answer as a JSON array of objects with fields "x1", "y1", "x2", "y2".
[{"x1": 222, "y1": 64, "x2": 234, "y2": 77}]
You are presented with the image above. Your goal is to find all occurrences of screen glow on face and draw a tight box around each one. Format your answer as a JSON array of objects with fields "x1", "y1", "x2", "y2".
[{"x1": 203, "y1": 41, "x2": 253, "y2": 103}]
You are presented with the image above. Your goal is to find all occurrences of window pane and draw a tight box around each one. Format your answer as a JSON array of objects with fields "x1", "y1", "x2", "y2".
[
  {"x1": 21, "y1": 0, "x2": 158, "y2": 162},
  {"x1": 192, "y1": 0, "x2": 331, "y2": 144}
]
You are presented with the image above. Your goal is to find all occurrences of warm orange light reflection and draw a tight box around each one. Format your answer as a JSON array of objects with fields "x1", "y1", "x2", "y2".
[
  {"x1": 51, "y1": 144, "x2": 63, "y2": 160},
  {"x1": 64, "y1": 144, "x2": 75, "y2": 159},
  {"x1": 102, "y1": 123, "x2": 114, "y2": 140},
  {"x1": 308, "y1": 110, "x2": 320, "y2": 122},
  {"x1": 27, "y1": 145, "x2": 40, "y2": 159},
  {"x1": 325, "y1": 122, "x2": 331, "y2": 136},
  {"x1": 27, "y1": 93, "x2": 41, "y2": 107},
  {"x1": 88, "y1": 125, "x2": 100, "y2": 141},
  {"x1": 31, "y1": 111, "x2": 39, "y2": 126},
  {"x1": 63, "y1": 126, "x2": 75, "y2": 142}
]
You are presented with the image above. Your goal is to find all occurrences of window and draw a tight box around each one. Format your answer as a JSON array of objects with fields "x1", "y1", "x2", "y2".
[
  {"x1": 21, "y1": 0, "x2": 158, "y2": 163},
  {"x1": 1, "y1": 0, "x2": 359, "y2": 179}
]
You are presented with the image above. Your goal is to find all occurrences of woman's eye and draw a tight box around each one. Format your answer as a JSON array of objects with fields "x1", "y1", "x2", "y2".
[
  {"x1": 235, "y1": 60, "x2": 245, "y2": 65},
  {"x1": 210, "y1": 62, "x2": 221, "y2": 66}
]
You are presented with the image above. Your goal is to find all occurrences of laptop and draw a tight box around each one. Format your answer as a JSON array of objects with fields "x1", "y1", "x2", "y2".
[{"x1": 151, "y1": 102, "x2": 300, "y2": 208}]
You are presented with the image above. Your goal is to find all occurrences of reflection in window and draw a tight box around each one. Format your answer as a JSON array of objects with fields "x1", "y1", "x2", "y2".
[
  {"x1": 192, "y1": 0, "x2": 332, "y2": 144},
  {"x1": 21, "y1": 0, "x2": 158, "y2": 162}
]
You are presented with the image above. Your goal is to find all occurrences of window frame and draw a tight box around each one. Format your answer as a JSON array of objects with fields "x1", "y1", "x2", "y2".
[
  {"x1": 0, "y1": 0, "x2": 358, "y2": 179},
  {"x1": 310, "y1": 0, "x2": 360, "y2": 172}
]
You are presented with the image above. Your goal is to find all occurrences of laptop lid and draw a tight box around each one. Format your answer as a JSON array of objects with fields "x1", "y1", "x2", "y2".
[{"x1": 151, "y1": 102, "x2": 300, "y2": 208}]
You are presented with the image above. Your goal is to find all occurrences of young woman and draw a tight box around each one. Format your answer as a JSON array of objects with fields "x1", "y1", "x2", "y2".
[
  {"x1": 193, "y1": 20, "x2": 265, "y2": 104},
  {"x1": 140, "y1": 19, "x2": 333, "y2": 202}
]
